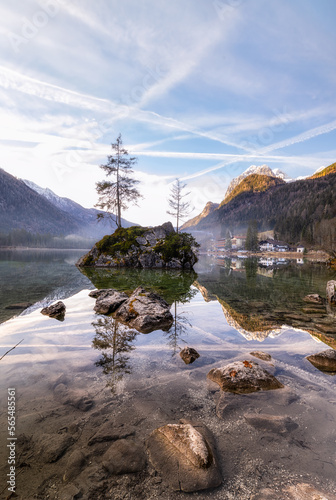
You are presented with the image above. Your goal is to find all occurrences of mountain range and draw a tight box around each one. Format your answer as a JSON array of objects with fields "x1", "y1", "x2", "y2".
[
  {"x1": 0, "y1": 168, "x2": 133, "y2": 240},
  {"x1": 181, "y1": 163, "x2": 336, "y2": 251}
]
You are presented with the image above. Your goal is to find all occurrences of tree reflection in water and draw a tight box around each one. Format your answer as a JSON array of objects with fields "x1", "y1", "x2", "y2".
[
  {"x1": 92, "y1": 316, "x2": 138, "y2": 392},
  {"x1": 164, "y1": 301, "x2": 192, "y2": 355}
]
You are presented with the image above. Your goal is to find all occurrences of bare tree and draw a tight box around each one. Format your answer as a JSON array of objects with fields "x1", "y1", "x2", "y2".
[
  {"x1": 167, "y1": 179, "x2": 193, "y2": 233},
  {"x1": 95, "y1": 134, "x2": 141, "y2": 228}
]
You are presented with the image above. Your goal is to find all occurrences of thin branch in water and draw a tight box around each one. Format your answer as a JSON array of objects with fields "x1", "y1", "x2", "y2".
[{"x1": 0, "y1": 339, "x2": 24, "y2": 361}]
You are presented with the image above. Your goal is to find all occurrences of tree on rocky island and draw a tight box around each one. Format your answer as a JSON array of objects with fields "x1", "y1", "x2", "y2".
[
  {"x1": 95, "y1": 134, "x2": 141, "y2": 228},
  {"x1": 167, "y1": 178, "x2": 193, "y2": 233}
]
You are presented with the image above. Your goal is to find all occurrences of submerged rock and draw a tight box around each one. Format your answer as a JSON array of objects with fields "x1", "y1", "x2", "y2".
[
  {"x1": 207, "y1": 360, "x2": 283, "y2": 394},
  {"x1": 180, "y1": 347, "x2": 200, "y2": 364},
  {"x1": 303, "y1": 294, "x2": 325, "y2": 304},
  {"x1": 146, "y1": 420, "x2": 222, "y2": 492},
  {"x1": 306, "y1": 349, "x2": 336, "y2": 372},
  {"x1": 36, "y1": 433, "x2": 73, "y2": 463},
  {"x1": 285, "y1": 482, "x2": 336, "y2": 500},
  {"x1": 326, "y1": 280, "x2": 336, "y2": 304},
  {"x1": 250, "y1": 351, "x2": 272, "y2": 362},
  {"x1": 115, "y1": 286, "x2": 173, "y2": 333},
  {"x1": 40, "y1": 301, "x2": 66, "y2": 320},
  {"x1": 102, "y1": 438, "x2": 146, "y2": 474},
  {"x1": 244, "y1": 414, "x2": 298, "y2": 434},
  {"x1": 5, "y1": 302, "x2": 32, "y2": 310},
  {"x1": 93, "y1": 289, "x2": 128, "y2": 315},
  {"x1": 63, "y1": 450, "x2": 86, "y2": 482},
  {"x1": 88, "y1": 421, "x2": 134, "y2": 446}
]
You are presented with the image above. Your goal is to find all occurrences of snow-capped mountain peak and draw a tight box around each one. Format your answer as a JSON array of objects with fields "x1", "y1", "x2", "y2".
[{"x1": 225, "y1": 164, "x2": 292, "y2": 198}]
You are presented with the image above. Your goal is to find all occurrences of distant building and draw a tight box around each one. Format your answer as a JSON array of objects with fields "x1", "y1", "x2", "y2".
[
  {"x1": 231, "y1": 235, "x2": 246, "y2": 249},
  {"x1": 297, "y1": 245, "x2": 305, "y2": 253},
  {"x1": 259, "y1": 239, "x2": 290, "y2": 252}
]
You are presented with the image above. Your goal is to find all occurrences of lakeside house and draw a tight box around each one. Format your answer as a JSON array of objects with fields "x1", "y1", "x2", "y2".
[
  {"x1": 259, "y1": 239, "x2": 290, "y2": 252},
  {"x1": 297, "y1": 245, "x2": 305, "y2": 253}
]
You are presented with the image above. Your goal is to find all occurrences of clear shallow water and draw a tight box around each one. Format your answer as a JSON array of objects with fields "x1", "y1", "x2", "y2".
[
  {"x1": 0, "y1": 253, "x2": 336, "y2": 499},
  {"x1": 0, "y1": 249, "x2": 92, "y2": 324}
]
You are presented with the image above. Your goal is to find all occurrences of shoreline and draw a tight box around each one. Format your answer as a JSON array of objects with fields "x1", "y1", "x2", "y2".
[
  {"x1": 0, "y1": 246, "x2": 91, "y2": 251},
  {"x1": 203, "y1": 250, "x2": 331, "y2": 262}
]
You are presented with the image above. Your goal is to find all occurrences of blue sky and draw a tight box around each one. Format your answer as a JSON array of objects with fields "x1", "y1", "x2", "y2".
[{"x1": 1, "y1": 0, "x2": 336, "y2": 225}]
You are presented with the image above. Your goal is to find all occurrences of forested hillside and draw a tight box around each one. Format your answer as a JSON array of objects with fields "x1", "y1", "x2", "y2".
[
  {"x1": 195, "y1": 173, "x2": 336, "y2": 250},
  {"x1": 0, "y1": 168, "x2": 80, "y2": 235}
]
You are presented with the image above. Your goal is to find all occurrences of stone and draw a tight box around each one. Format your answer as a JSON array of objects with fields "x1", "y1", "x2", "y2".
[
  {"x1": 249, "y1": 351, "x2": 272, "y2": 362},
  {"x1": 146, "y1": 420, "x2": 222, "y2": 492},
  {"x1": 326, "y1": 280, "x2": 336, "y2": 304},
  {"x1": 115, "y1": 286, "x2": 173, "y2": 333},
  {"x1": 88, "y1": 421, "x2": 134, "y2": 446},
  {"x1": 63, "y1": 450, "x2": 86, "y2": 482},
  {"x1": 40, "y1": 301, "x2": 66, "y2": 320},
  {"x1": 303, "y1": 294, "x2": 325, "y2": 304},
  {"x1": 306, "y1": 349, "x2": 336, "y2": 372},
  {"x1": 5, "y1": 302, "x2": 32, "y2": 310},
  {"x1": 93, "y1": 289, "x2": 128, "y2": 315},
  {"x1": 244, "y1": 414, "x2": 298, "y2": 434},
  {"x1": 58, "y1": 484, "x2": 81, "y2": 500},
  {"x1": 102, "y1": 438, "x2": 146, "y2": 474},
  {"x1": 180, "y1": 347, "x2": 200, "y2": 364},
  {"x1": 89, "y1": 289, "x2": 111, "y2": 298},
  {"x1": 207, "y1": 360, "x2": 284, "y2": 394},
  {"x1": 285, "y1": 482, "x2": 336, "y2": 500},
  {"x1": 53, "y1": 383, "x2": 94, "y2": 412},
  {"x1": 36, "y1": 433, "x2": 73, "y2": 463}
]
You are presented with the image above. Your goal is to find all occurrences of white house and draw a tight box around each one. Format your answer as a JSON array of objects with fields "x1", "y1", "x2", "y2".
[{"x1": 259, "y1": 239, "x2": 290, "y2": 252}]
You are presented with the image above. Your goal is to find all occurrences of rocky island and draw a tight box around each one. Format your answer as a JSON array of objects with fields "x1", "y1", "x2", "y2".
[{"x1": 76, "y1": 222, "x2": 199, "y2": 270}]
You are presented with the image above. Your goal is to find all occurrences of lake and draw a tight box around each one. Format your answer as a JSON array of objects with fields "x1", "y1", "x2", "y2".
[{"x1": 0, "y1": 251, "x2": 336, "y2": 499}]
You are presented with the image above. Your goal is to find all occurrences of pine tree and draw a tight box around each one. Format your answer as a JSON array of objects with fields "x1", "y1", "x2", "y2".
[
  {"x1": 245, "y1": 220, "x2": 259, "y2": 251},
  {"x1": 167, "y1": 179, "x2": 193, "y2": 233},
  {"x1": 225, "y1": 229, "x2": 232, "y2": 250},
  {"x1": 95, "y1": 134, "x2": 141, "y2": 228}
]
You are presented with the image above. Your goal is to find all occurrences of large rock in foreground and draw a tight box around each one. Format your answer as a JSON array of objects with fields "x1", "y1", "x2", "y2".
[
  {"x1": 306, "y1": 349, "x2": 336, "y2": 372},
  {"x1": 76, "y1": 222, "x2": 198, "y2": 270},
  {"x1": 146, "y1": 420, "x2": 222, "y2": 492},
  {"x1": 207, "y1": 360, "x2": 284, "y2": 394},
  {"x1": 114, "y1": 286, "x2": 174, "y2": 333}
]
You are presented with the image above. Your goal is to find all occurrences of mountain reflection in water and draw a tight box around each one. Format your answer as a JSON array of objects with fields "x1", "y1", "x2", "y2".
[{"x1": 195, "y1": 257, "x2": 336, "y2": 348}]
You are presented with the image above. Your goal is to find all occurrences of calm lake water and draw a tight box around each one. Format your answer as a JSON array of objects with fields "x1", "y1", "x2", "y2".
[{"x1": 0, "y1": 251, "x2": 336, "y2": 499}]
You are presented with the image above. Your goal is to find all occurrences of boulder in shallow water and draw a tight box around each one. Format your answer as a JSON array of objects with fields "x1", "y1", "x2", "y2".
[
  {"x1": 146, "y1": 420, "x2": 222, "y2": 492},
  {"x1": 207, "y1": 360, "x2": 283, "y2": 394},
  {"x1": 115, "y1": 286, "x2": 173, "y2": 333},
  {"x1": 250, "y1": 351, "x2": 272, "y2": 362},
  {"x1": 40, "y1": 301, "x2": 66, "y2": 320},
  {"x1": 93, "y1": 289, "x2": 128, "y2": 315},
  {"x1": 306, "y1": 349, "x2": 336, "y2": 372},
  {"x1": 180, "y1": 347, "x2": 200, "y2": 364},
  {"x1": 326, "y1": 280, "x2": 336, "y2": 304}
]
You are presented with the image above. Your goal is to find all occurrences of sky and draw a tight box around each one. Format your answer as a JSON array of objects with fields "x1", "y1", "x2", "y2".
[{"x1": 1, "y1": 0, "x2": 336, "y2": 226}]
